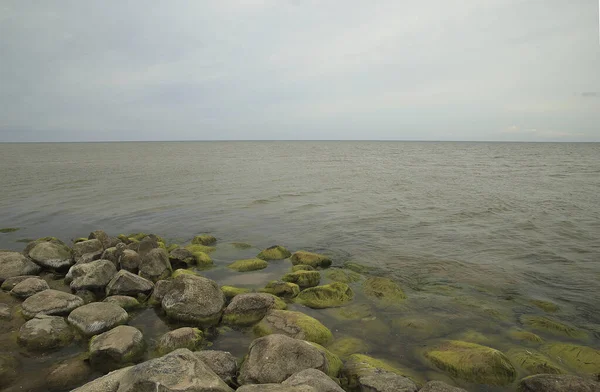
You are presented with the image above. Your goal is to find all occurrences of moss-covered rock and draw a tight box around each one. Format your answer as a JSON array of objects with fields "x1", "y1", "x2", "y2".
[
  {"x1": 228, "y1": 258, "x2": 268, "y2": 272},
  {"x1": 330, "y1": 303, "x2": 373, "y2": 320},
  {"x1": 530, "y1": 299, "x2": 560, "y2": 313},
  {"x1": 307, "y1": 342, "x2": 343, "y2": 378},
  {"x1": 260, "y1": 281, "x2": 300, "y2": 298},
  {"x1": 508, "y1": 329, "x2": 544, "y2": 344},
  {"x1": 342, "y1": 354, "x2": 421, "y2": 388},
  {"x1": 89, "y1": 325, "x2": 145, "y2": 371},
  {"x1": 541, "y1": 343, "x2": 600, "y2": 374},
  {"x1": 292, "y1": 264, "x2": 315, "y2": 272},
  {"x1": 73, "y1": 237, "x2": 88, "y2": 244},
  {"x1": 327, "y1": 337, "x2": 369, "y2": 359},
  {"x1": 222, "y1": 293, "x2": 282, "y2": 326},
  {"x1": 192, "y1": 234, "x2": 217, "y2": 246},
  {"x1": 156, "y1": 327, "x2": 203, "y2": 355},
  {"x1": 296, "y1": 282, "x2": 354, "y2": 309},
  {"x1": 18, "y1": 315, "x2": 74, "y2": 351},
  {"x1": 391, "y1": 316, "x2": 450, "y2": 340},
  {"x1": 231, "y1": 242, "x2": 252, "y2": 249},
  {"x1": 257, "y1": 245, "x2": 291, "y2": 260},
  {"x1": 282, "y1": 270, "x2": 321, "y2": 288},
  {"x1": 168, "y1": 247, "x2": 196, "y2": 267},
  {"x1": 127, "y1": 232, "x2": 149, "y2": 242},
  {"x1": 103, "y1": 295, "x2": 140, "y2": 311},
  {"x1": 424, "y1": 340, "x2": 516, "y2": 385},
  {"x1": 520, "y1": 315, "x2": 587, "y2": 339},
  {"x1": 506, "y1": 348, "x2": 564, "y2": 375},
  {"x1": 343, "y1": 262, "x2": 369, "y2": 274},
  {"x1": 221, "y1": 285, "x2": 252, "y2": 300},
  {"x1": 254, "y1": 309, "x2": 333, "y2": 345},
  {"x1": 171, "y1": 268, "x2": 201, "y2": 278},
  {"x1": 326, "y1": 269, "x2": 361, "y2": 283},
  {"x1": 165, "y1": 243, "x2": 179, "y2": 253},
  {"x1": 185, "y1": 244, "x2": 217, "y2": 254},
  {"x1": 0, "y1": 354, "x2": 19, "y2": 389},
  {"x1": 291, "y1": 251, "x2": 332, "y2": 269},
  {"x1": 363, "y1": 277, "x2": 406, "y2": 305}
]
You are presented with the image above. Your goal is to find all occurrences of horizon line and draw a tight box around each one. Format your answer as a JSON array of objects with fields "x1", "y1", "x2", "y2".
[{"x1": 0, "y1": 139, "x2": 598, "y2": 144}]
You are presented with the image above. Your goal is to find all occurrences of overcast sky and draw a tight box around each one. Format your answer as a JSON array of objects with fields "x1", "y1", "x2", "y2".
[{"x1": 1, "y1": 1, "x2": 599, "y2": 142}]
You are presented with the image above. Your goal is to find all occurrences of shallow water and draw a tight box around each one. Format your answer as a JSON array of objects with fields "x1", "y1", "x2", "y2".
[{"x1": 0, "y1": 141, "x2": 599, "y2": 391}]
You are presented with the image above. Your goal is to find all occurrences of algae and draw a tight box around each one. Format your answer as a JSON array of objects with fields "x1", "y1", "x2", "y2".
[
  {"x1": 260, "y1": 281, "x2": 300, "y2": 298},
  {"x1": 192, "y1": 234, "x2": 217, "y2": 246},
  {"x1": 530, "y1": 299, "x2": 560, "y2": 313},
  {"x1": 363, "y1": 277, "x2": 406, "y2": 305},
  {"x1": 292, "y1": 264, "x2": 315, "y2": 272},
  {"x1": 256, "y1": 245, "x2": 291, "y2": 260},
  {"x1": 327, "y1": 337, "x2": 369, "y2": 359},
  {"x1": 281, "y1": 270, "x2": 321, "y2": 288},
  {"x1": 0, "y1": 228, "x2": 20, "y2": 233},
  {"x1": 520, "y1": 315, "x2": 587, "y2": 339},
  {"x1": 326, "y1": 269, "x2": 362, "y2": 283},
  {"x1": 290, "y1": 251, "x2": 332, "y2": 269},
  {"x1": 253, "y1": 309, "x2": 333, "y2": 345},
  {"x1": 221, "y1": 286, "x2": 252, "y2": 300},
  {"x1": 228, "y1": 258, "x2": 268, "y2": 272},
  {"x1": 296, "y1": 282, "x2": 354, "y2": 309},
  {"x1": 506, "y1": 348, "x2": 564, "y2": 375},
  {"x1": 541, "y1": 342, "x2": 600, "y2": 374}
]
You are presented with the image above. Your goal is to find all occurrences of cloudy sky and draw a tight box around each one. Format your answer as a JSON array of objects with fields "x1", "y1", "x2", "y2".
[{"x1": 1, "y1": 1, "x2": 599, "y2": 142}]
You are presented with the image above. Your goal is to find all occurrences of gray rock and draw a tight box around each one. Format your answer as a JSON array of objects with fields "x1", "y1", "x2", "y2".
[
  {"x1": 103, "y1": 295, "x2": 140, "y2": 310},
  {"x1": 21, "y1": 289, "x2": 84, "y2": 319},
  {"x1": 222, "y1": 293, "x2": 277, "y2": 326},
  {"x1": 239, "y1": 334, "x2": 338, "y2": 385},
  {"x1": 518, "y1": 374, "x2": 600, "y2": 392},
  {"x1": 105, "y1": 269, "x2": 154, "y2": 297},
  {"x1": 18, "y1": 314, "x2": 74, "y2": 351},
  {"x1": 130, "y1": 236, "x2": 159, "y2": 256},
  {"x1": 419, "y1": 381, "x2": 468, "y2": 392},
  {"x1": 89, "y1": 230, "x2": 111, "y2": 249},
  {"x1": 1, "y1": 275, "x2": 34, "y2": 290},
  {"x1": 0, "y1": 251, "x2": 41, "y2": 282},
  {"x1": 71, "y1": 366, "x2": 131, "y2": 392},
  {"x1": 358, "y1": 372, "x2": 418, "y2": 392},
  {"x1": 10, "y1": 277, "x2": 49, "y2": 298},
  {"x1": 68, "y1": 302, "x2": 128, "y2": 336},
  {"x1": 139, "y1": 248, "x2": 172, "y2": 282},
  {"x1": 101, "y1": 246, "x2": 120, "y2": 265},
  {"x1": 119, "y1": 249, "x2": 141, "y2": 272},
  {"x1": 194, "y1": 350, "x2": 238, "y2": 387},
  {"x1": 169, "y1": 247, "x2": 196, "y2": 268},
  {"x1": 283, "y1": 369, "x2": 345, "y2": 392},
  {"x1": 149, "y1": 279, "x2": 172, "y2": 305},
  {"x1": 89, "y1": 325, "x2": 145, "y2": 371},
  {"x1": 66, "y1": 259, "x2": 117, "y2": 291},
  {"x1": 0, "y1": 303, "x2": 11, "y2": 320},
  {"x1": 237, "y1": 385, "x2": 316, "y2": 392},
  {"x1": 27, "y1": 240, "x2": 73, "y2": 270},
  {"x1": 156, "y1": 327, "x2": 203, "y2": 355},
  {"x1": 46, "y1": 355, "x2": 93, "y2": 391},
  {"x1": 162, "y1": 274, "x2": 225, "y2": 326},
  {"x1": 0, "y1": 354, "x2": 19, "y2": 389},
  {"x1": 73, "y1": 239, "x2": 104, "y2": 264}
]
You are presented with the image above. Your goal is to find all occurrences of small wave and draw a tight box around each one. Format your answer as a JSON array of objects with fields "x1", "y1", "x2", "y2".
[{"x1": 250, "y1": 199, "x2": 272, "y2": 205}]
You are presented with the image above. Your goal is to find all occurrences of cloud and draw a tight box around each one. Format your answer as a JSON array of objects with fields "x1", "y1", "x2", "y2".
[
  {"x1": 499, "y1": 125, "x2": 584, "y2": 139},
  {"x1": 581, "y1": 92, "x2": 598, "y2": 97}
]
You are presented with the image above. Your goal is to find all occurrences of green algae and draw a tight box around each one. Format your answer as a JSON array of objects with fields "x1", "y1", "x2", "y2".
[
  {"x1": 227, "y1": 258, "x2": 268, "y2": 272},
  {"x1": 185, "y1": 244, "x2": 216, "y2": 254},
  {"x1": 171, "y1": 269, "x2": 201, "y2": 278},
  {"x1": 165, "y1": 243, "x2": 179, "y2": 253},
  {"x1": 330, "y1": 303, "x2": 373, "y2": 320},
  {"x1": 508, "y1": 329, "x2": 544, "y2": 344},
  {"x1": 541, "y1": 343, "x2": 600, "y2": 374},
  {"x1": 221, "y1": 285, "x2": 252, "y2": 300},
  {"x1": 231, "y1": 242, "x2": 253, "y2": 249},
  {"x1": 296, "y1": 282, "x2": 354, "y2": 309},
  {"x1": 292, "y1": 264, "x2": 315, "y2": 272},
  {"x1": 327, "y1": 337, "x2": 370, "y2": 359},
  {"x1": 506, "y1": 348, "x2": 565, "y2": 375},
  {"x1": 520, "y1": 315, "x2": 587, "y2": 339},
  {"x1": 259, "y1": 281, "x2": 300, "y2": 298},
  {"x1": 281, "y1": 270, "x2": 321, "y2": 288},
  {"x1": 253, "y1": 309, "x2": 333, "y2": 345},
  {"x1": 326, "y1": 268, "x2": 362, "y2": 283},
  {"x1": 362, "y1": 277, "x2": 406, "y2": 305},
  {"x1": 343, "y1": 261, "x2": 369, "y2": 274},
  {"x1": 307, "y1": 342, "x2": 343, "y2": 378},
  {"x1": 0, "y1": 228, "x2": 20, "y2": 233},
  {"x1": 290, "y1": 251, "x2": 332, "y2": 268},
  {"x1": 257, "y1": 245, "x2": 291, "y2": 260},
  {"x1": 530, "y1": 299, "x2": 560, "y2": 313},
  {"x1": 191, "y1": 234, "x2": 217, "y2": 246},
  {"x1": 343, "y1": 354, "x2": 423, "y2": 387},
  {"x1": 73, "y1": 237, "x2": 88, "y2": 244}
]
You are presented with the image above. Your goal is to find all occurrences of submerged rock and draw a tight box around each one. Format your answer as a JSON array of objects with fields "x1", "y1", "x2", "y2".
[
  {"x1": 517, "y1": 374, "x2": 600, "y2": 392},
  {"x1": 292, "y1": 264, "x2": 315, "y2": 272},
  {"x1": 168, "y1": 247, "x2": 197, "y2": 268},
  {"x1": 0, "y1": 251, "x2": 41, "y2": 282},
  {"x1": 507, "y1": 347, "x2": 565, "y2": 375},
  {"x1": 105, "y1": 269, "x2": 154, "y2": 297},
  {"x1": 26, "y1": 238, "x2": 73, "y2": 270},
  {"x1": 66, "y1": 259, "x2": 117, "y2": 291},
  {"x1": 291, "y1": 251, "x2": 332, "y2": 269},
  {"x1": 192, "y1": 234, "x2": 217, "y2": 246},
  {"x1": 68, "y1": 302, "x2": 128, "y2": 336},
  {"x1": 257, "y1": 245, "x2": 292, "y2": 260},
  {"x1": 194, "y1": 350, "x2": 238, "y2": 387},
  {"x1": 261, "y1": 280, "x2": 301, "y2": 298},
  {"x1": 1, "y1": 275, "x2": 34, "y2": 290},
  {"x1": 237, "y1": 385, "x2": 316, "y2": 392},
  {"x1": 296, "y1": 282, "x2": 354, "y2": 308},
  {"x1": 541, "y1": 343, "x2": 600, "y2": 374},
  {"x1": 282, "y1": 369, "x2": 345, "y2": 392},
  {"x1": 185, "y1": 243, "x2": 217, "y2": 255},
  {"x1": 508, "y1": 329, "x2": 544, "y2": 344},
  {"x1": 419, "y1": 381, "x2": 468, "y2": 392},
  {"x1": 343, "y1": 261, "x2": 369, "y2": 274},
  {"x1": 342, "y1": 354, "x2": 420, "y2": 389},
  {"x1": 72, "y1": 239, "x2": 103, "y2": 264},
  {"x1": 0, "y1": 354, "x2": 19, "y2": 389},
  {"x1": 89, "y1": 325, "x2": 145, "y2": 371},
  {"x1": 21, "y1": 289, "x2": 84, "y2": 319},
  {"x1": 0, "y1": 303, "x2": 10, "y2": 320},
  {"x1": 222, "y1": 293, "x2": 282, "y2": 326},
  {"x1": 362, "y1": 277, "x2": 406, "y2": 305},
  {"x1": 18, "y1": 315, "x2": 74, "y2": 351},
  {"x1": 238, "y1": 334, "x2": 341, "y2": 384},
  {"x1": 326, "y1": 268, "x2": 361, "y2": 283},
  {"x1": 424, "y1": 340, "x2": 516, "y2": 385},
  {"x1": 46, "y1": 355, "x2": 92, "y2": 391},
  {"x1": 520, "y1": 315, "x2": 587, "y2": 339},
  {"x1": 221, "y1": 285, "x2": 252, "y2": 300},
  {"x1": 156, "y1": 327, "x2": 203, "y2": 355},
  {"x1": 161, "y1": 274, "x2": 225, "y2": 326},
  {"x1": 103, "y1": 295, "x2": 140, "y2": 310},
  {"x1": 139, "y1": 248, "x2": 172, "y2": 282},
  {"x1": 10, "y1": 277, "x2": 49, "y2": 298},
  {"x1": 254, "y1": 309, "x2": 333, "y2": 345},
  {"x1": 530, "y1": 299, "x2": 560, "y2": 313},
  {"x1": 327, "y1": 337, "x2": 370, "y2": 359},
  {"x1": 228, "y1": 258, "x2": 268, "y2": 272},
  {"x1": 282, "y1": 270, "x2": 321, "y2": 288}
]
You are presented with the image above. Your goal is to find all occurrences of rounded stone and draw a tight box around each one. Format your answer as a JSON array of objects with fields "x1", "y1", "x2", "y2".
[
  {"x1": 103, "y1": 295, "x2": 140, "y2": 310},
  {"x1": 18, "y1": 315, "x2": 74, "y2": 351},
  {"x1": 68, "y1": 302, "x2": 128, "y2": 336},
  {"x1": 21, "y1": 289, "x2": 85, "y2": 319},
  {"x1": 139, "y1": 248, "x2": 172, "y2": 282},
  {"x1": 10, "y1": 277, "x2": 49, "y2": 298},
  {"x1": 27, "y1": 240, "x2": 73, "y2": 270},
  {"x1": 222, "y1": 293, "x2": 279, "y2": 326},
  {"x1": 119, "y1": 249, "x2": 141, "y2": 272},
  {"x1": 156, "y1": 327, "x2": 203, "y2": 355},
  {"x1": 105, "y1": 269, "x2": 154, "y2": 297},
  {"x1": 282, "y1": 368, "x2": 345, "y2": 392},
  {"x1": 254, "y1": 310, "x2": 333, "y2": 345},
  {"x1": 194, "y1": 350, "x2": 238, "y2": 386},
  {"x1": 0, "y1": 251, "x2": 41, "y2": 282},
  {"x1": 290, "y1": 251, "x2": 332, "y2": 269},
  {"x1": 89, "y1": 325, "x2": 145, "y2": 371},
  {"x1": 66, "y1": 259, "x2": 117, "y2": 291},
  {"x1": 46, "y1": 355, "x2": 93, "y2": 391}
]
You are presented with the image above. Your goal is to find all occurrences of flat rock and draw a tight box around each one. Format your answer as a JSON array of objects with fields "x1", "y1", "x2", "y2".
[
  {"x1": 27, "y1": 240, "x2": 73, "y2": 270},
  {"x1": 68, "y1": 302, "x2": 128, "y2": 336},
  {"x1": 282, "y1": 368, "x2": 345, "y2": 392},
  {"x1": 420, "y1": 381, "x2": 468, "y2": 392},
  {"x1": 89, "y1": 325, "x2": 145, "y2": 371},
  {"x1": 66, "y1": 259, "x2": 117, "y2": 291},
  {"x1": 162, "y1": 274, "x2": 225, "y2": 326},
  {"x1": 10, "y1": 277, "x2": 49, "y2": 298},
  {"x1": 222, "y1": 293, "x2": 279, "y2": 326},
  {"x1": 156, "y1": 327, "x2": 203, "y2": 355},
  {"x1": 2, "y1": 275, "x2": 34, "y2": 290},
  {"x1": 105, "y1": 269, "x2": 154, "y2": 297},
  {"x1": 194, "y1": 350, "x2": 238, "y2": 386},
  {"x1": 21, "y1": 289, "x2": 84, "y2": 319},
  {"x1": 358, "y1": 372, "x2": 419, "y2": 392},
  {"x1": 0, "y1": 251, "x2": 41, "y2": 282},
  {"x1": 18, "y1": 315, "x2": 74, "y2": 351},
  {"x1": 518, "y1": 374, "x2": 600, "y2": 392},
  {"x1": 254, "y1": 309, "x2": 333, "y2": 345}
]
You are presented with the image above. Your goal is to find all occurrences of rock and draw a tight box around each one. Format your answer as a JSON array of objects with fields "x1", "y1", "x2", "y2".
[
  {"x1": 139, "y1": 248, "x2": 172, "y2": 282},
  {"x1": 518, "y1": 374, "x2": 600, "y2": 392},
  {"x1": 228, "y1": 258, "x2": 268, "y2": 272},
  {"x1": 362, "y1": 277, "x2": 406, "y2": 305},
  {"x1": 131, "y1": 235, "x2": 159, "y2": 256},
  {"x1": 417, "y1": 381, "x2": 468, "y2": 392},
  {"x1": 424, "y1": 340, "x2": 516, "y2": 385},
  {"x1": 257, "y1": 245, "x2": 292, "y2": 260},
  {"x1": 343, "y1": 261, "x2": 369, "y2": 274},
  {"x1": 26, "y1": 239, "x2": 73, "y2": 270},
  {"x1": 231, "y1": 242, "x2": 252, "y2": 249},
  {"x1": 105, "y1": 269, "x2": 154, "y2": 297},
  {"x1": 89, "y1": 325, "x2": 145, "y2": 371},
  {"x1": 17, "y1": 314, "x2": 74, "y2": 350},
  {"x1": 71, "y1": 366, "x2": 131, "y2": 392},
  {"x1": 508, "y1": 329, "x2": 544, "y2": 344},
  {"x1": 194, "y1": 350, "x2": 237, "y2": 387},
  {"x1": 46, "y1": 355, "x2": 92, "y2": 391},
  {"x1": 261, "y1": 281, "x2": 300, "y2": 298},
  {"x1": 292, "y1": 264, "x2": 315, "y2": 272},
  {"x1": 342, "y1": 354, "x2": 420, "y2": 390},
  {"x1": 1, "y1": 275, "x2": 35, "y2": 290},
  {"x1": 0, "y1": 303, "x2": 10, "y2": 320},
  {"x1": 10, "y1": 277, "x2": 49, "y2": 298},
  {"x1": 296, "y1": 282, "x2": 354, "y2": 309},
  {"x1": 327, "y1": 337, "x2": 370, "y2": 358},
  {"x1": 192, "y1": 234, "x2": 217, "y2": 246},
  {"x1": 357, "y1": 372, "x2": 418, "y2": 392},
  {"x1": 148, "y1": 279, "x2": 172, "y2": 305},
  {"x1": 68, "y1": 302, "x2": 128, "y2": 336},
  {"x1": 119, "y1": 249, "x2": 141, "y2": 272},
  {"x1": 327, "y1": 269, "x2": 361, "y2": 283},
  {"x1": 238, "y1": 334, "x2": 341, "y2": 384},
  {"x1": 0, "y1": 354, "x2": 19, "y2": 389},
  {"x1": 66, "y1": 259, "x2": 117, "y2": 291},
  {"x1": 72, "y1": 239, "x2": 104, "y2": 263},
  {"x1": 75, "y1": 289, "x2": 97, "y2": 304},
  {"x1": 101, "y1": 246, "x2": 120, "y2": 265},
  {"x1": 221, "y1": 285, "x2": 252, "y2": 300},
  {"x1": 254, "y1": 309, "x2": 332, "y2": 345},
  {"x1": 507, "y1": 347, "x2": 565, "y2": 375},
  {"x1": 89, "y1": 230, "x2": 111, "y2": 249},
  {"x1": 530, "y1": 299, "x2": 560, "y2": 313},
  {"x1": 520, "y1": 315, "x2": 587, "y2": 339},
  {"x1": 0, "y1": 251, "x2": 42, "y2": 282},
  {"x1": 21, "y1": 289, "x2": 84, "y2": 319},
  {"x1": 541, "y1": 343, "x2": 600, "y2": 374},
  {"x1": 291, "y1": 251, "x2": 332, "y2": 269},
  {"x1": 283, "y1": 368, "x2": 345, "y2": 392},
  {"x1": 162, "y1": 274, "x2": 225, "y2": 326},
  {"x1": 103, "y1": 295, "x2": 140, "y2": 310},
  {"x1": 222, "y1": 293, "x2": 281, "y2": 326},
  {"x1": 237, "y1": 385, "x2": 316, "y2": 392},
  {"x1": 186, "y1": 243, "x2": 217, "y2": 255},
  {"x1": 156, "y1": 327, "x2": 203, "y2": 355},
  {"x1": 282, "y1": 270, "x2": 321, "y2": 288},
  {"x1": 168, "y1": 247, "x2": 197, "y2": 268}
]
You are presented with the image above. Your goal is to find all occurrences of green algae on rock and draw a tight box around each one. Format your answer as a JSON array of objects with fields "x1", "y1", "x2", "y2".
[
  {"x1": 506, "y1": 348, "x2": 564, "y2": 375},
  {"x1": 228, "y1": 258, "x2": 268, "y2": 272},
  {"x1": 530, "y1": 299, "x2": 560, "y2": 313},
  {"x1": 290, "y1": 251, "x2": 332, "y2": 269},
  {"x1": 253, "y1": 309, "x2": 333, "y2": 345},
  {"x1": 306, "y1": 342, "x2": 344, "y2": 378},
  {"x1": 0, "y1": 227, "x2": 20, "y2": 233},
  {"x1": 327, "y1": 337, "x2": 370, "y2": 359},
  {"x1": 281, "y1": 270, "x2": 321, "y2": 288},
  {"x1": 156, "y1": 327, "x2": 204, "y2": 355},
  {"x1": 221, "y1": 285, "x2": 252, "y2": 300},
  {"x1": 257, "y1": 245, "x2": 292, "y2": 260},
  {"x1": 185, "y1": 243, "x2": 217, "y2": 254},
  {"x1": 391, "y1": 316, "x2": 450, "y2": 340},
  {"x1": 326, "y1": 268, "x2": 361, "y2": 283},
  {"x1": 329, "y1": 303, "x2": 373, "y2": 320},
  {"x1": 342, "y1": 353, "x2": 422, "y2": 387},
  {"x1": 192, "y1": 234, "x2": 217, "y2": 246},
  {"x1": 260, "y1": 281, "x2": 300, "y2": 298},
  {"x1": 520, "y1": 315, "x2": 587, "y2": 339},
  {"x1": 231, "y1": 242, "x2": 253, "y2": 249},
  {"x1": 508, "y1": 329, "x2": 544, "y2": 344},
  {"x1": 424, "y1": 340, "x2": 516, "y2": 385},
  {"x1": 343, "y1": 261, "x2": 369, "y2": 274},
  {"x1": 541, "y1": 342, "x2": 600, "y2": 374},
  {"x1": 296, "y1": 282, "x2": 354, "y2": 309},
  {"x1": 362, "y1": 277, "x2": 406, "y2": 304},
  {"x1": 171, "y1": 268, "x2": 202, "y2": 278},
  {"x1": 291, "y1": 264, "x2": 315, "y2": 272}
]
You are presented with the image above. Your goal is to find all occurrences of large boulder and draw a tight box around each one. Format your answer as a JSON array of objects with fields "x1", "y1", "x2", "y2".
[
  {"x1": 254, "y1": 310, "x2": 333, "y2": 345},
  {"x1": 0, "y1": 251, "x2": 41, "y2": 282},
  {"x1": 66, "y1": 259, "x2": 117, "y2": 291},
  {"x1": 238, "y1": 334, "x2": 342, "y2": 385},
  {"x1": 261, "y1": 281, "x2": 300, "y2": 298},
  {"x1": 105, "y1": 269, "x2": 154, "y2": 297},
  {"x1": 169, "y1": 247, "x2": 197, "y2": 268},
  {"x1": 506, "y1": 348, "x2": 565, "y2": 375},
  {"x1": 1, "y1": 275, "x2": 35, "y2": 290},
  {"x1": 257, "y1": 245, "x2": 292, "y2": 260},
  {"x1": 162, "y1": 274, "x2": 226, "y2": 326},
  {"x1": 21, "y1": 289, "x2": 84, "y2": 319},
  {"x1": 221, "y1": 285, "x2": 252, "y2": 300},
  {"x1": 541, "y1": 343, "x2": 600, "y2": 375},
  {"x1": 362, "y1": 277, "x2": 406, "y2": 305},
  {"x1": 17, "y1": 315, "x2": 74, "y2": 351},
  {"x1": 139, "y1": 248, "x2": 172, "y2": 282},
  {"x1": 194, "y1": 350, "x2": 238, "y2": 387},
  {"x1": 120, "y1": 249, "x2": 141, "y2": 272},
  {"x1": 26, "y1": 238, "x2": 73, "y2": 270},
  {"x1": 291, "y1": 251, "x2": 332, "y2": 269},
  {"x1": 282, "y1": 369, "x2": 345, "y2": 392},
  {"x1": 46, "y1": 355, "x2": 93, "y2": 391},
  {"x1": 72, "y1": 239, "x2": 104, "y2": 264},
  {"x1": 10, "y1": 277, "x2": 49, "y2": 298},
  {"x1": 419, "y1": 381, "x2": 468, "y2": 392},
  {"x1": 517, "y1": 374, "x2": 600, "y2": 392},
  {"x1": 222, "y1": 293, "x2": 282, "y2": 326},
  {"x1": 296, "y1": 282, "x2": 354, "y2": 309},
  {"x1": 282, "y1": 271, "x2": 321, "y2": 288},
  {"x1": 228, "y1": 258, "x2": 268, "y2": 272},
  {"x1": 156, "y1": 327, "x2": 203, "y2": 355},
  {"x1": 68, "y1": 302, "x2": 128, "y2": 336},
  {"x1": 89, "y1": 325, "x2": 145, "y2": 371},
  {"x1": 424, "y1": 340, "x2": 516, "y2": 385},
  {"x1": 89, "y1": 230, "x2": 111, "y2": 249}
]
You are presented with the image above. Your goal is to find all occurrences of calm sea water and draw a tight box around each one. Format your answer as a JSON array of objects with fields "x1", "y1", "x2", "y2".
[{"x1": 0, "y1": 141, "x2": 599, "y2": 391}]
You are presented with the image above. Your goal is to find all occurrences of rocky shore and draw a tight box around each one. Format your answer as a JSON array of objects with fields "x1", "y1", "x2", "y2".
[{"x1": 0, "y1": 231, "x2": 598, "y2": 392}]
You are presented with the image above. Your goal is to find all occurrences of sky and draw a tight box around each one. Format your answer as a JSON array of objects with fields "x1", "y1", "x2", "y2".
[{"x1": 1, "y1": 0, "x2": 599, "y2": 142}]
